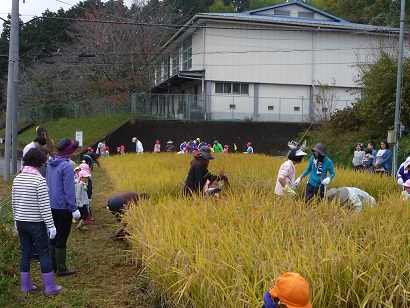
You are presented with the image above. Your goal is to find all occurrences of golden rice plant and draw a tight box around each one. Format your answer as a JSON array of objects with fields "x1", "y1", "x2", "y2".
[{"x1": 102, "y1": 153, "x2": 410, "y2": 307}]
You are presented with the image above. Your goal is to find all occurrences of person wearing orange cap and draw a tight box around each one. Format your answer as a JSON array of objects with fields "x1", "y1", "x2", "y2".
[{"x1": 263, "y1": 272, "x2": 312, "y2": 308}]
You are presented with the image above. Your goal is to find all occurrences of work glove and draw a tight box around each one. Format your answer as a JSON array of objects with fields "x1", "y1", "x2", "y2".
[
  {"x1": 398, "y1": 177, "x2": 404, "y2": 186},
  {"x1": 321, "y1": 177, "x2": 330, "y2": 185},
  {"x1": 72, "y1": 209, "x2": 81, "y2": 220},
  {"x1": 283, "y1": 185, "x2": 296, "y2": 197},
  {"x1": 322, "y1": 177, "x2": 330, "y2": 185},
  {"x1": 294, "y1": 177, "x2": 302, "y2": 186},
  {"x1": 48, "y1": 227, "x2": 57, "y2": 240}
]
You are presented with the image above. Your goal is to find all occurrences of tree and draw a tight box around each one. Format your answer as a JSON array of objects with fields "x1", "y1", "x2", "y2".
[
  {"x1": 355, "y1": 51, "x2": 410, "y2": 137},
  {"x1": 301, "y1": 79, "x2": 340, "y2": 123}
]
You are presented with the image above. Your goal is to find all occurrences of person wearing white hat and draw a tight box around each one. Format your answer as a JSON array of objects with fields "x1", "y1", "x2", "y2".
[
  {"x1": 164, "y1": 140, "x2": 175, "y2": 152},
  {"x1": 132, "y1": 137, "x2": 144, "y2": 154},
  {"x1": 397, "y1": 155, "x2": 410, "y2": 188},
  {"x1": 275, "y1": 148, "x2": 307, "y2": 197},
  {"x1": 294, "y1": 143, "x2": 335, "y2": 202},
  {"x1": 325, "y1": 187, "x2": 375, "y2": 212}
]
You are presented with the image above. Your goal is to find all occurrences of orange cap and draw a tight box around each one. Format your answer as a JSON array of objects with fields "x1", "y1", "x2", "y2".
[{"x1": 269, "y1": 272, "x2": 311, "y2": 308}]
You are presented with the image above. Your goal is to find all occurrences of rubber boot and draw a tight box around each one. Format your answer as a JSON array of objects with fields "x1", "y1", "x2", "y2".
[
  {"x1": 55, "y1": 248, "x2": 75, "y2": 276},
  {"x1": 42, "y1": 272, "x2": 62, "y2": 295},
  {"x1": 20, "y1": 272, "x2": 37, "y2": 292},
  {"x1": 77, "y1": 220, "x2": 88, "y2": 231},
  {"x1": 50, "y1": 245, "x2": 57, "y2": 273}
]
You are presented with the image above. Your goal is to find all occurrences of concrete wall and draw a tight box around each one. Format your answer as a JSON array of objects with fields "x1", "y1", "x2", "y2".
[{"x1": 101, "y1": 119, "x2": 311, "y2": 156}]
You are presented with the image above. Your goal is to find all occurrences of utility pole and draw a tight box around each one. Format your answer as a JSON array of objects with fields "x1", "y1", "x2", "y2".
[
  {"x1": 393, "y1": 0, "x2": 406, "y2": 176},
  {"x1": 4, "y1": 0, "x2": 19, "y2": 180}
]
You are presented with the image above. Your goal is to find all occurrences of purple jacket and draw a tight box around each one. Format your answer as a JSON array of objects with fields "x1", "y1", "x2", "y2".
[{"x1": 46, "y1": 157, "x2": 77, "y2": 212}]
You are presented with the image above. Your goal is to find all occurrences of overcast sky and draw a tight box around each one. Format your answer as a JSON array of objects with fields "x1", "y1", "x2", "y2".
[{"x1": 0, "y1": 0, "x2": 77, "y2": 24}]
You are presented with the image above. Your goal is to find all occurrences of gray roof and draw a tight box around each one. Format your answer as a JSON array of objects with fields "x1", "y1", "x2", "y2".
[
  {"x1": 157, "y1": 0, "x2": 399, "y2": 60},
  {"x1": 196, "y1": 1, "x2": 398, "y2": 32}
]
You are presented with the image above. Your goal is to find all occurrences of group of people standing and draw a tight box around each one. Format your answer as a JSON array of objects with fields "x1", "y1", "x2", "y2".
[
  {"x1": 352, "y1": 140, "x2": 392, "y2": 175},
  {"x1": 12, "y1": 137, "x2": 84, "y2": 295}
]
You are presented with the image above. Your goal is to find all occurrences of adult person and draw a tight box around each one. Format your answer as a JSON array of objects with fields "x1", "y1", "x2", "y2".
[
  {"x1": 326, "y1": 187, "x2": 376, "y2": 212},
  {"x1": 397, "y1": 156, "x2": 410, "y2": 188},
  {"x1": 22, "y1": 136, "x2": 47, "y2": 157},
  {"x1": 46, "y1": 138, "x2": 81, "y2": 276},
  {"x1": 182, "y1": 146, "x2": 225, "y2": 196},
  {"x1": 12, "y1": 148, "x2": 62, "y2": 295},
  {"x1": 107, "y1": 191, "x2": 149, "y2": 238},
  {"x1": 96, "y1": 139, "x2": 106, "y2": 157},
  {"x1": 262, "y1": 272, "x2": 312, "y2": 308},
  {"x1": 352, "y1": 143, "x2": 365, "y2": 171},
  {"x1": 83, "y1": 147, "x2": 100, "y2": 171},
  {"x1": 373, "y1": 139, "x2": 392, "y2": 175},
  {"x1": 295, "y1": 143, "x2": 336, "y2": 202},
  {"x1": 275, "y1": 148, "x2": 307, "y2": 197},
  {"x1": 164, "y1": 140, "x2": 175, "y2": 152},
  {"x1": 366, "y1": 141, "x2": 377, "y2": 170},
  {"x1": 132, "y1": 137, "x2": 144, "y2": 154},
  {"x1": 212, "y1": 140, "x2": 223, "y2": 153}
]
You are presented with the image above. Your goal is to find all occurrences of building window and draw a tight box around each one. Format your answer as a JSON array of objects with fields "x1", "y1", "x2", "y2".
[
  {"x1": 161, "y1": 58, "x2": 169, "y2": 81},
  {"x1": 268, "y1": 106, "x2": 274, "y2": 111},
  {"x1": 322, "y1": 107, "x2": 328, "y2": 112},
  {"x1": 298, "y1": 11, "x2": 314, "y2": 18},
  {"x1": 275, "y1": 9, "x2": 290, "y2": 16},
  {"x1": 294, "y1": 107, "x2": 300, "y2": 111},
  {"x1": 216, "y1": 82, "x2": 249, "y2": 94},
  {"x1": 172, "y1": 52, "x2": 179, "y2": 76},
  {"x1": 182, "y1": 36, "x2": 192, "y2": 70}
]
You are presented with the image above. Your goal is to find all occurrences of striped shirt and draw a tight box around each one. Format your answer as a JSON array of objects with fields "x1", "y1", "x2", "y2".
[{"x1": 12, "y1": 172, "x2": 55, "y2": 228}]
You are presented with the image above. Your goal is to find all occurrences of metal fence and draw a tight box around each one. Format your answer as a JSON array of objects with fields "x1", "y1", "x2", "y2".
[
  {"x1": 132, "y1": 93, "x2": 355, "y2": 123},
  {"x1": 14, "y1": 93, "x2": 355, "y2": 123}
]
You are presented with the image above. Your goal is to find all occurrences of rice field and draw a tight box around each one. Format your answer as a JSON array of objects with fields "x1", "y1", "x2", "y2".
[{"x1": 102, "y1": 153, "x2": 410, "y2": 307}]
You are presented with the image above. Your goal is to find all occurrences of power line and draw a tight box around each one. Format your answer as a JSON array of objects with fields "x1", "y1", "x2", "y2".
[{"x1": 29, "y1": 15, "x2": 400, "y2": 35}]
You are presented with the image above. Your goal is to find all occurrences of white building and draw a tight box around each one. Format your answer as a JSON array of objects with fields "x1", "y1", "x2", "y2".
[{"x1": 148, "y1": 0, "x2": 399, "y2": 122}]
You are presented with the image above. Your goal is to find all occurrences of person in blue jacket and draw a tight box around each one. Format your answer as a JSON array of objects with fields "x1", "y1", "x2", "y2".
[
  {"x1": 373, "y1": 139, "x2": 393, "y2": 175},
  {"x1": 46, "y1": 138, "x2": 81, "y2": 276},
  {"x1": 294, "y1": 143, "x2": 336, "y2": 202}
]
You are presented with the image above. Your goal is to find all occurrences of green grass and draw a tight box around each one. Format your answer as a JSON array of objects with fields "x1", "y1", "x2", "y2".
[{"x1": 3, "y1": 114, "x2": 130, "y2": 150}]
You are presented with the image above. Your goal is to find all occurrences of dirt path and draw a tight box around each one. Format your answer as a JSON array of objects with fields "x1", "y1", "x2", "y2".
[{"x1": 6, "y1": 167, "x2": 159, "y2": 307}]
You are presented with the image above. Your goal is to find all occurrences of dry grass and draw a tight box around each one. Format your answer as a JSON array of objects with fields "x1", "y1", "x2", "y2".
[{"x1": 102, "y1": 153, "x2": 410, "y2": 307}]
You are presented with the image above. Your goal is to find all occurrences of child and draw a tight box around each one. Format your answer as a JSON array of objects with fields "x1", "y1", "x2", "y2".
[
  {"x1": 263, "y1": 272, "x2": 312, "y2": 308},
  {"x1": 223, "y1": 144, "x2": 229, "y2": 154},
  {"x1": 402, "y1": 179, "x2": 410, "y2": 200},
  {"x1": 75, "y1": 170, "x2": 90, "y2": 231},
  {"x1": 352, "y1": 143, "x2": 365, "y2": 171},
  {"x1": 362, "y1": 148, "x2": 374, "y2": 170},
  {"x1": 74, "y1": 166, "x2": 81, "y2": 183},
  {"x1": 101, "y1": 146, "x2": 110, "y2": 157},
  {"x1": 154, "y1": 140, "x2": 161, "y2": 153}
]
